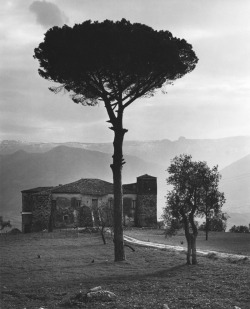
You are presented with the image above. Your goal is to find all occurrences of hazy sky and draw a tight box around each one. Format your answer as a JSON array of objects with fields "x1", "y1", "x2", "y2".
[{"x1": 0, "y1": 0, "x2": 249, "y2": 143}]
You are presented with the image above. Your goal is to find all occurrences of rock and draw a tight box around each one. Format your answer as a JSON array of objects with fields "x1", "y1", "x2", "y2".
[
  {"x1": 86, "y1": 290, "x2": 116, "y2": 302},
  {"x1": 234, "y1": 307, "x2": 241, "y2": 309},
  {"x1": 89, "y1": 286, "x2": 102, "y2": 292},
  {"x1": 162, "y1": 304, "x2": 170, "y2": 309}
]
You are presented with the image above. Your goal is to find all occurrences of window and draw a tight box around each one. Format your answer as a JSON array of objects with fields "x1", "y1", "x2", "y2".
[
  {"x1": 51, "y1": 200, "x2": 57, "y2": 210},
  {"x1": 63, "y1": 215, "x2": 69, "y2": 222}
]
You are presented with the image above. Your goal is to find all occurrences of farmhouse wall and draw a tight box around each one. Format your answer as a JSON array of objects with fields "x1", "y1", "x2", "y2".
[
  {"x1": 31, "y1": 193, "x2": 51, "y2": 232},
  {"x1": 136, "y1": 175, "x2": 157, "y2": 227},
  {"x1": 51, "y1": 193, "x2": 114, "y2": 228},
  {"x1": 22, "y1": 192, "x2": 33, "y2": 212},
  {"x1": 21, "y1": 175, "x2": 157, "y2": 232},
  {"x1": 136, "y1": 195, "x2": 157, "y2": 227}
]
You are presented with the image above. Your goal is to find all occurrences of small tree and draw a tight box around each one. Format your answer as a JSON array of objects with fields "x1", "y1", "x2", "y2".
[
  {"x1": 201, "y1": 169, "x2": 226, "y2": 240},
  {"x1": 34, "y1": 19, "x2": 198, "y2": 261},
  {"x1": 199, "y1": 212, "x2": 229, "y2": 233},
  {"x1": 98, "y1": 201, "x2": 114, "y2": 244},
  {"x1": 0, "y1": 217, "x2": 12, "y2": 230},
  {"x1": 229, "y1": 225, "x2": 249, "y2": 233},
  {"x1": 164, "y1": 154, "x2": 225, "y2": 265}
]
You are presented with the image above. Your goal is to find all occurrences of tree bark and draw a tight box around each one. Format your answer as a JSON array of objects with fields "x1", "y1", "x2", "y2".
[
  {"x1": 48, "y1": 203, "x2": 55, "y2": 232},
  {"x1": 189, "y1": 209, "x2": 198, "y2": 265},
  {"x1": 181, "y1": 212, "x2": 191, "y2": 265},
  {"x1": 191, "y1": 235, "x2": 197, "y2": 265},
  {"x1": 186, "y1": 234, "x2": 191, "y2": 265},
  {"x1": 205, "y1": 217, "x2": 209, "y2": 241},
  {"x1": 101, "y1": 226, "x2": 106, "y2": 245},
  {"x1": 110, "y1": 125, "x2": 127, "y2": 261}
]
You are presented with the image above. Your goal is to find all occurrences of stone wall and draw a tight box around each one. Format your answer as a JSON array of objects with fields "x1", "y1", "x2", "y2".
[
  {"x1": 53, "y1": 197, "x2": 80, "y2": 228},
  {"x1": 31, "y1": 193, "x2": 51, "y2": 232},
  {"x1": 22, "y1": 183, "x2": 157, "y2": 231},
  {"x1": 22, "y1": 193, "x2": 33, "y2": 212},
  {"x1": 136, "y1": 195, "x2": 157, "y2": 227}
]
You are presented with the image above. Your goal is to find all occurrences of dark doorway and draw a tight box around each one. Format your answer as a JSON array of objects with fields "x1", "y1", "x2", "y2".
[
  {"x1": 23, "y1": 224, "x2": 31, "y2": 233},
  {"x1": 79, "y1": 206, "x2": 93, "y2": 227},
  {"x1": 92, "y1": 199, "x2": 100, "y2": 225}
]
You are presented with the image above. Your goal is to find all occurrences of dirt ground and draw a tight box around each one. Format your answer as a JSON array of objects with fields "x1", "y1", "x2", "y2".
[{"x1": 1, "y1": 230, "x2": 250, "y2": 309}]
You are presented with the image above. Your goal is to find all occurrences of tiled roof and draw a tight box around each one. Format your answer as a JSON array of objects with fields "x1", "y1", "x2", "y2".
[
  {"x1": 137, "y1": 174, "x2": 156, "y2": 179},
  {"x1": 21, "y1": 187, "x2": 54, "y2": 193},
  {"x1": 21, "y1": 175, "x2": 155, "y2": 196},
  {"x1": 51, "y1": 178, "x2": 114, "y2": 195}
]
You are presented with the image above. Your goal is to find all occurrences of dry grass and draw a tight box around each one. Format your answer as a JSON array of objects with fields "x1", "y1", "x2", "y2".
[
  {"x1": 125, "y1": 229, "x2": 250, "y2": 255},
  {"x1": 0, "y1": 230, "x2": 250, "y2": 309}
]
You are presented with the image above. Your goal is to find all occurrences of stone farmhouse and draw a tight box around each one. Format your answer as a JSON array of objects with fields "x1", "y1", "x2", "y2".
[{"x1": 21, "y1": 174, "x2": 157, "y2": 233}]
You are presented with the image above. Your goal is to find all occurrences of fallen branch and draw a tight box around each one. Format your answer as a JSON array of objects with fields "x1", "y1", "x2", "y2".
[{"x1": 124, "y1": 243, "x2": 135, "y2": 252}]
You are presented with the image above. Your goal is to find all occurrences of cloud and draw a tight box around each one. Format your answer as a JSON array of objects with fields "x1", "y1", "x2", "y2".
[{"x1": 29, "y1": 0, "x2": 69, "y2": 28}]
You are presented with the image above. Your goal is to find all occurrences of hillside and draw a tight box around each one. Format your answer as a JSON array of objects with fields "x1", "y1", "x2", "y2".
[
  {"x1": 220, "y1": 154, "x2": 250, "y2": 218},
  {"x1": 0, "y1": 146, "x2": 162, "y2": 228}
]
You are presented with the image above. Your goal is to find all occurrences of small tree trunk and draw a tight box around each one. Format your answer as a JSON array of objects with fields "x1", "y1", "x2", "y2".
[
  {"x1": 191, "y1": 235, "x2": 197, "y2": 265},
  {"x1": 205, "y1": 217, "x2": 209, "y2": 241},
  {"x1": 48, "y1": 204, "x2": 55, "y2": 232},
  {"x1": 111, "y1": 126, "x2": 127, "y2": 262},
  {"x1": 48, "y1": 217, "x2": 53, "y2": 232},
  {"x1": 186, "y1": 236, "x2": 191, "y2": 265},
  {"x1": 100, "y1": 225, "x2": 106, "y2": 245},
  {"x1": 189, "y1": 206, "x2": 198, "y2": 265},
  {"x1": 182, "y1": 213, "x2": 191, "y2": 265}
]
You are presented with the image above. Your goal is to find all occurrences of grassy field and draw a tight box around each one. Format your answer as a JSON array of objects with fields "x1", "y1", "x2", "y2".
[
  {"x1": 0, "y1": 230, "x2": 250, "y2": 309},
  {"x1": 125, "y1": 229, "x2": 250, "y2": 256}
]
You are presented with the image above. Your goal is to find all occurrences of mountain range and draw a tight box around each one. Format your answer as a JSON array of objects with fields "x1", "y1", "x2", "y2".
[
  {"x1": 1, "y1": 135, "x2": 250, "y2": 168},
  {"x1": 0, "y1": 136, "x2": 249, "y2": 230}
]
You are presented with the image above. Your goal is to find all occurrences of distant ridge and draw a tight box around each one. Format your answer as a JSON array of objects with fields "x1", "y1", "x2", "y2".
[
  {"x1": 1, "y1": 136, "x2": 250, "y2": 169},
  {"x1": 220, "y1": 154, "x2": 250, "y2": 214}
]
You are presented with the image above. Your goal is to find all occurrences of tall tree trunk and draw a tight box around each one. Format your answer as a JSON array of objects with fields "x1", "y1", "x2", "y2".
[{"x1": 110, "y1": 126, "x2": 127, "y2": 261}]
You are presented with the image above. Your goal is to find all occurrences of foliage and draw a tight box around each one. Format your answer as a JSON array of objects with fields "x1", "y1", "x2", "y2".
[
  {"x1": 0, "y1": 216, "x2": 12, "y2": 230},
  {"x1": 156, "y1": 220, "x2": 165, "y2": 229},
  {"x1": 164, "y1": 154, "x2": 225, "y2": 264},
  {"x1": 34, "y1": 19, "x2": 198, "y2": 107},
  {"x1": 229, "y1": 225, "x2": 249, "y2": 233},
  {"x1": 199, "y1": 212, "x2": 229, "y2": 232},
  {"x1": 34, "y1": 18, "x2": 198, "y2": 261}
]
